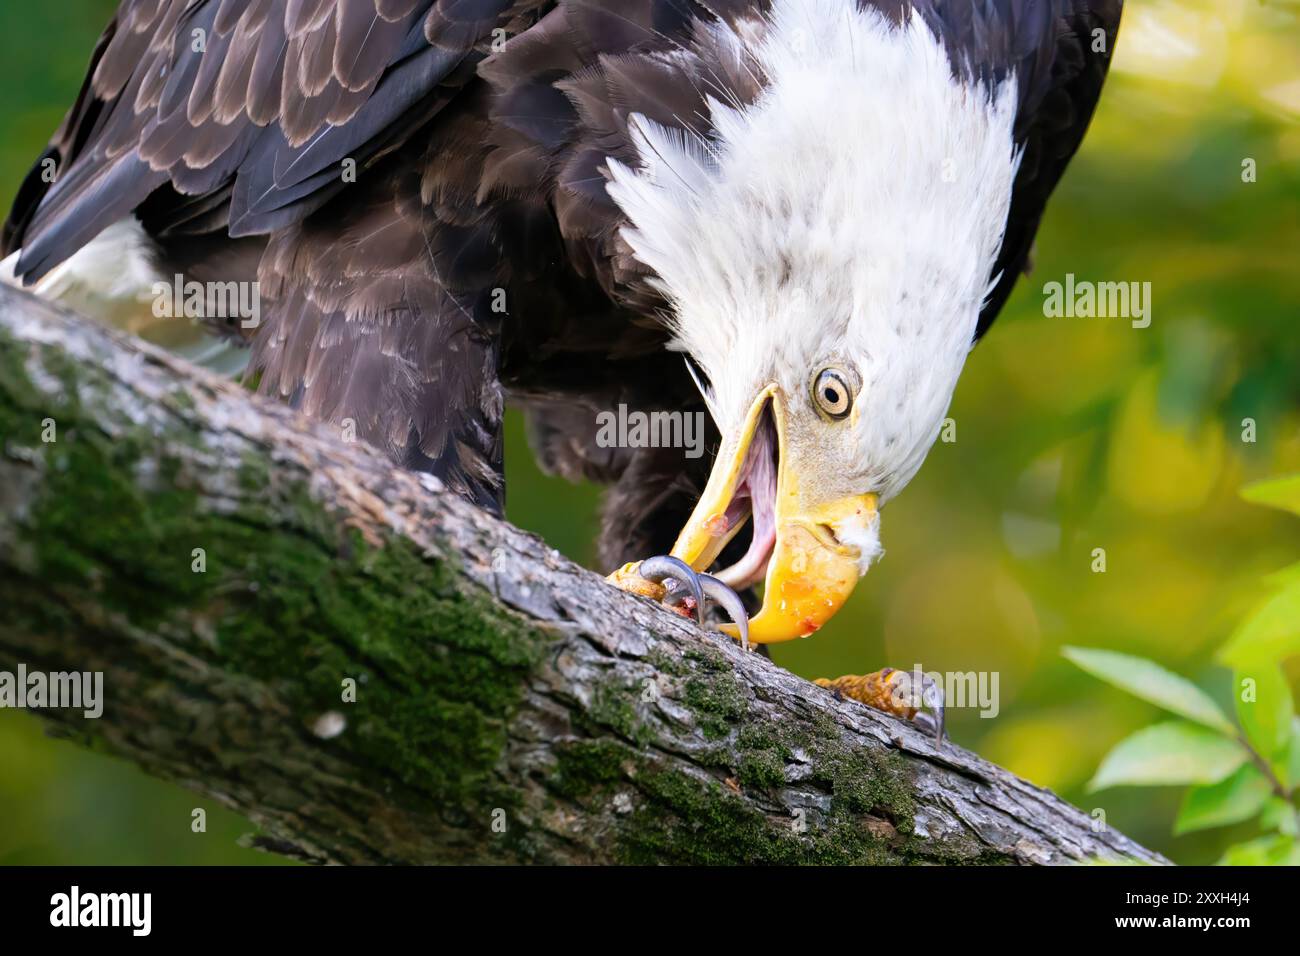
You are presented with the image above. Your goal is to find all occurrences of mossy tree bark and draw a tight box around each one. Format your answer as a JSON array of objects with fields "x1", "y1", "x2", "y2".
[{"x1": 0, "y1": 287, "x2": 1166, "y2": 865}]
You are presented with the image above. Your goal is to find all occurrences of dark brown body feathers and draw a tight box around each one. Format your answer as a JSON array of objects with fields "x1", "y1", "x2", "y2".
[{"x1": 3, "y1": 0, "x2": 1120, "y2": 556}]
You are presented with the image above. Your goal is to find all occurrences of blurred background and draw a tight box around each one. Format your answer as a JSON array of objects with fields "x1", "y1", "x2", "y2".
[{"x1": 1, "y1": 0, "x2": 1297, "y2": 865}]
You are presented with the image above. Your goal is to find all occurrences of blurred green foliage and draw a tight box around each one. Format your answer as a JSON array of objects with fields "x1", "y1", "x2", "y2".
[
  {"x1": 1065, "y1": 472, "x2": 1300, "y2": 863},
  {"x1": 1, "y1": 0, "x2": 1298, "y2": 864}
]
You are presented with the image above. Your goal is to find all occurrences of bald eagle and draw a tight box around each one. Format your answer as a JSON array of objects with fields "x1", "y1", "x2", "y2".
[{"x1": 2, "y1": 0, "x2": 1121, "y2": 732}]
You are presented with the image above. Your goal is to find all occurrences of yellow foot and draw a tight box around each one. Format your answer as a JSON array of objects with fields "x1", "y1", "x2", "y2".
[
  {"x1": 816, "y1": 667, "x2": 945, "y2": 744},
  {"x1": 607, "y1": 561, "x2": 669, "y2": 601},
  {"x1": 605, "y1": 555, "x2": 751, "y2": 650}
]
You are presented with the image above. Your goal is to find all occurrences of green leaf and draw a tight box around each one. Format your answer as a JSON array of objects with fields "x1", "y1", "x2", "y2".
[
  {"x1": 1217, "y1": 580, "x2": 1300, "y2": 668},
  {"x1": 1261, "y1": 797, "x2": 1299, "y2": 837},
  {"x1": 1263, "y1": 560, "x2": 1300, "y2": 591},
  {"x1": 1089, "y1": 721, "x2": 1248, "y2": 791},
  {"x1": 1174, "y1": 765, "x2": 1272, "y2": 835},
  {"x1": 1216, "y1": 835, "x2": 1300, "y2": 866},
  {"x1": 1241, "y1": 473, "x2": 1300, "y2": 518},
  {"x1": 1285, "y1": 716, "x2": 1300, "y2": 791},
  {"x1": 1063, "y1": 646, "x2": 1234, "y2": 733},
  {"x1": 1233, "y1": 664, "x2": 1295, "y2": 760}
]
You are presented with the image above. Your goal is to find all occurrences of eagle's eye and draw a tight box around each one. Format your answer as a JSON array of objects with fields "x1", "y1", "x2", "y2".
[{"x1": 811, "y1": 367, "x2": 853, "y2": 420}]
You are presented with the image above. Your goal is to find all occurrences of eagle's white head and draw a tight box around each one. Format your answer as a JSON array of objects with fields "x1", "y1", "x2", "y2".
[{"x1": 604, "y1": 0, "x2": 1022, "y2": 642}]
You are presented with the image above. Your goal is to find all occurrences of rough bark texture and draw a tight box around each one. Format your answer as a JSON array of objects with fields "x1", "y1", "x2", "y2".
[{"x1": 0, "y1": 286, "x2": 1167, "y2": 865}]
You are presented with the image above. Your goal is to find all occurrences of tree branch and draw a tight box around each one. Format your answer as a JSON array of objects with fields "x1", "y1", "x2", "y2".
[{"x1": 0, "y1": 286, "x2": 1166, "y2": 865}]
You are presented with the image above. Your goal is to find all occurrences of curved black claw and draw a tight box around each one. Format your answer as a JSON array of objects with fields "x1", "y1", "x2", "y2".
[
  {"x1": 657, "y1": 567, "x2": 751, "y2": 652},
  {"x1": 900, "y1": 671, "x2": 946, "y2": 745},
  {"x1": 699, "y1": 574, "x2": 750, "y2": 653},
  {"x1": 638, "y1": 555, "x2": 705, "y2": 625}
]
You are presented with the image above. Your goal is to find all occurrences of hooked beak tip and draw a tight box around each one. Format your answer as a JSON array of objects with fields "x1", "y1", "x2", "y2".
[{"x1": 670, "y1": 387, "x2": 881, "y2": 644}]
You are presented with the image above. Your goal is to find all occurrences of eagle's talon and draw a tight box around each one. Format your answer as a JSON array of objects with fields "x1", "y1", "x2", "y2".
[
  {"x1": 815, "y1": 667, "x2": 947, "y2": 746},
  {"x1": 910, "y1": 673, "x2": 946, "y2": 745},
  {"x1": 636, "y1": 555, "x2": 705, "y2": 624},
  {"x1": 913, "y1": 710, "x2": 942, "y2": 742},
  {"x1": 665, "y1": 572, "x2": 750, "y2": 652},
  {"x1": 699, "y1": 574, "x2": 750, "y2": 652},
  {"x1": 608, "y1": 557, "x2": 750, "y2": 649}
]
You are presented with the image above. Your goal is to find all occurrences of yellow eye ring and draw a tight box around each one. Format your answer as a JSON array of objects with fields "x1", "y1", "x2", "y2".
[{"x1": 812, "y1": 367, "x2": 853, "y2": 420}]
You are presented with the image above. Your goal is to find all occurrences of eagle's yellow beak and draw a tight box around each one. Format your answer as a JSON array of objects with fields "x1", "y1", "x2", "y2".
[{"x1": 669, "y1": 387, "x2": 878, "y2": 644}]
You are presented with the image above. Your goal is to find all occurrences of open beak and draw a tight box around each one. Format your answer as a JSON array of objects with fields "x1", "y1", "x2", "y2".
[{"x1": 668, "y1": 387, "x2": 878, "y2": 644}]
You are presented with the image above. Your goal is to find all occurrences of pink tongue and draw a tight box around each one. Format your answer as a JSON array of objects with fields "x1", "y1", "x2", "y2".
[{"x1": 715, "y1": 415, "x2": 777, "y2": 590}]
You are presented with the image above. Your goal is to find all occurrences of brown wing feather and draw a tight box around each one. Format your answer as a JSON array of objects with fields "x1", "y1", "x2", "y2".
[
  {"x1": 251, "y1": 91, "x2": 514, "y2": 508},
  {"x1": 2, "y1": 0, "x2": 547, "y2": 281},
  {"x1": 2, "y1": 0, "x2": 1121, "y2": 522}
]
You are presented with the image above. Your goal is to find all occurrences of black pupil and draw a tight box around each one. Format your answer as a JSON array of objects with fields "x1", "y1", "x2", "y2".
[{"x1": 824, "y1": 385, "x2": 840, "y2": 404}]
